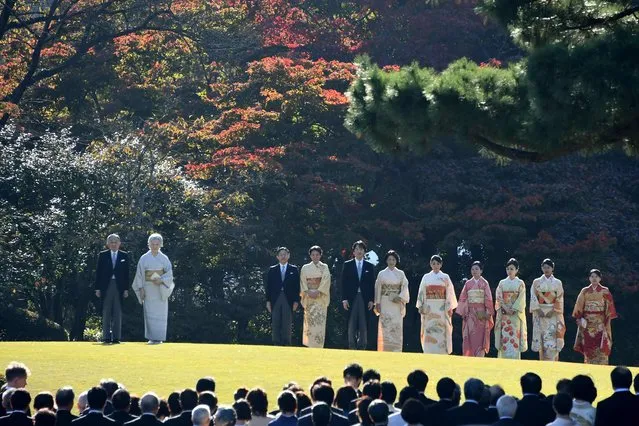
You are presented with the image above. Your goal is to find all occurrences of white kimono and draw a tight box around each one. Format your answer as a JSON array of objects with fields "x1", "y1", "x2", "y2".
[{"x1": 132, "y1": 250, "x2": 175, "y2": 341}]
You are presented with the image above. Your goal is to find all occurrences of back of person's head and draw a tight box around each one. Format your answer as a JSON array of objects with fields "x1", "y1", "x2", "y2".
[
  {"x1": 496, "y1": 395, "x2": 517, "y2": 419},
  {"x1": 234, "y1": 388, "x2": 249, "y2": 402},
  {"x1": 296, "y1": 392, "x2": 312, "y2": 414},
  {"x1": 397, "y1": 386, "x2": 419, "y2": 408},
  {"x1": 55, "y1": 387, "x2": 75, "y2": 410},
  {"x1": 180, "y1": 388, "x2": 199, "y2": 411},
  {"x1": 463, "y1": 378, "x2": 485, "y2": 402},
  {"x1": 2, "y1": 389, "x2": 15, "y2": 411},
  {"x1": 520, "y1": 373, "x2": 542, "y2": 395},
  {"x1": 312, "y1": 383, "x2": 335, "y2": 405},
  {"x1": 140, "y1": 392, "x2": 160, "y2": 414},
  {"x1": 634, "y1": 374, "x2": 639, "y2": 394},
  {"x1": 158, "y1": 400, "x2": 170, "y2": 419},
  {"x1": 87, "y1": 386, "x2": 108, "y2": 411},
  {"x1": 435, "y1": 378, "x2": 456, "y2": 400},
  {"x1": 552, "y1": 393, "x2": 572, "y2": 416},
  {"x1": 611, "y1": 366, "x2": 632, "y2": 389},
  {"x1": 10, "y1": 389, "x2": 31, "y2": 411},
  {"x1": 344, "y1": 363, "x2": 364, "y2": 382},
  {"x1": 368, "y1": 399, "x2": 390, "y2": 425},
  {"x1": 380, "y1": 381, "x2": 397, "y2": 406},
  {"x1": 77, "y1": 391, "x2": 88, "y2": 412},
  {"x1": 168, "y1": 391, "x2": 182, "y2": 416},
  {"x1": 112, "y1": 389, "x2": 131, "y2": 411},
  {"x1": 130, "y1": 396, "x2": 141, "y2": 416},
  {"x1": 363, "y1": 370, "x2": 381, "y2": 384},
  {"x1": 488, "y1": 385, "x2": 505, "y2": 406},
  {"x1": 312, "y1": 376, "x2": 333, "y2": 389},
  {"x1": 406, "y1": 370, "x2": 428, "y2": 393},
  {"x1": 34, "y1": 409, "x2": 56, "y2": 426},
  {"x1": 452, "y1": 384, "x2": 461, "y2": 406},
  {"x1": 199, "y1": 391, "x2": 218, "y2": 412},
  {"x1": 5, "y1": 362, "x2": 29, "y2": 386},
  {"x1": 555, "y1": 379, "x2": 572, "y2": 396},
  {"x1": 399, "y1": 399, "x2": 424, "y2": 426},
  {"x1": 479, "y1": 385, "x2": 491, "y2": 408},
  {"x1": 196, "y1": 377, "x2": 216, "y2": 394},
  {"x1": 215, "y1": 407, "x2": 237, "y2": 426},
  {"x1": 335, "y1": 386, "x2": 358, "y2": 411},
  {"x1": 34, "y1": 391, "x2": 54, "y2": 410},
  {"x1": 571, "y1": 375, "x2": 597, "y2": 404},
  {"x1": 99, "y1": 379, "x2": 119, "y2": 399},
  {"x1": 277, "y1": 390, "x2": 297, "y2": 414},
  {"x1": 192, "y1": 404, "x2": 211, "y2": 426},
  {"x1": 363, "y1": 380, "x2": 382, "y2": 400},
  {"x1": 311, "y1": 402, "x2": 332, "y2": 426},
  {"x1": 246, "y1": 388, "x2": 268, "y2": 416},
  {"x1": 356, "y1": 397, "x2": 373, "y2": 426},
  {"x1": 232, "y1": 399, "x2": 252, "y2": 422}
]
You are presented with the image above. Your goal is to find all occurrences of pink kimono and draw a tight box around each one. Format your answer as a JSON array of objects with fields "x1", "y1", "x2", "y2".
[{"x1": 456, "y1": 277, "x2": 494, "y2": 357}]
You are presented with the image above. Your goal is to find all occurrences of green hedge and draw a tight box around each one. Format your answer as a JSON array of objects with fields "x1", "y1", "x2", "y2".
[{"x1": 0, "y1": 306, "x2": 68, "y2": 341}]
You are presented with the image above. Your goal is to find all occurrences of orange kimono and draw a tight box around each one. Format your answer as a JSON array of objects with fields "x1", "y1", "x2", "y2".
[{"x1": 572, "y1": 283, "x2": 617, "y2": 364}]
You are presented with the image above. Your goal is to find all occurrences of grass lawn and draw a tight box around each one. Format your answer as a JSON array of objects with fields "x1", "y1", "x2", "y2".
[{"x1": 1, "y1": 342, "x2": 636, "y2": 412}]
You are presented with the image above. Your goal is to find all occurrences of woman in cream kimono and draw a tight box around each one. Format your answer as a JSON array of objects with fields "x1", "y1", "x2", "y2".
[
  {"x1": 300, "y1": 245, "x2": 331, "y2": 348},
  {"x1": 530, "y1": 258, "x2": 565, "y2": 361},
  {"x1": 417, "y1": 255, "x2": 458, "y2": 354},
  {"x1": 456, "y1": 261, "x2": 494, "y2": 357},
  {"x1": 132, "y1": 233, "x2": 175, "y2": 344},
  {"x1": 494, "y1": 258, "x2": 528, "y2": 359},
  {"x1": 374, "y1": 250, "x2": 409, "y2": 352}
]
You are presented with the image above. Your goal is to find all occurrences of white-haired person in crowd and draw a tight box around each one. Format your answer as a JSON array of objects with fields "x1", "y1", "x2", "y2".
[
  {"x1": 493, "y1": 395, "x2": 521, "y2": 426},
  {"x1": 132, "y1": 233, "x2": 175, "y2": 344},
  {"x1": 126, "y1": 392, "x2": 163, "y2": 426},
  {"x1": 191, "y1": 405, "x2": 211, "y2": 426}
]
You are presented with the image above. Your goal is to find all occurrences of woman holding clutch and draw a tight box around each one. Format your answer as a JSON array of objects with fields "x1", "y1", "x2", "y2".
[{"x1": 132, "y1": 233, "x2": 175, "y2": 344}]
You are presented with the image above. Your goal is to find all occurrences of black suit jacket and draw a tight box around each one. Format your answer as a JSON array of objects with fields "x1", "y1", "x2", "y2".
[
  {"x1": 108, "y1": 411, "x2": 138, "y2": 425},
  {"x1": 445, "y1": 402, "x2": 493, "y2": 426},
  {"x1": 492, "y1": 419, "x2": 522, "y2": 426},
  {"x1": 423, "y1": 399, "x2": 456, "y2": 426},
  {"x1": 163, "y1": 410, "x2": 193, "y2": 426},
  {"x1": 56, "y1": 410, "x2": 79, "y2": 426},
  {"x1": 594, "y1": 391, "x2": 639, "y2": 426},
  {"x1": 299, "y1": 411, "x2": 350, "y2": 426},
  {"x1": 71, "y1": 412, "x2": 117, "y2": 426},
  {"x1": 340, "y1": 259, "x2": 375, "y2": 306},
  {"x1": 94, "y1": 250, "x2": 130, "y2": 295},
  {"x1": 513, "y1": 395, "x2": 554, "y2": 426},
  {"x1": 0, "y1": 412, "x2": 32, "y2": 426},
  {"x1": 265, "y1": 264, "x2": 301, "y2": 307},
  {"x1": 298, "y1": 406, "x2": 345, "y2": 419},
  {"x1": 124, "y1": 414, "x2": 164, "y2": 426},
  {"x1": 418, "y1": 393, "x2": 437, "y2": 407}
]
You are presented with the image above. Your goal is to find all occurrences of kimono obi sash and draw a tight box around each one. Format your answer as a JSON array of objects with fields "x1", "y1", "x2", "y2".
[
  {"x1": 381, "y1": 283, "x2": 402, "y2": 296},
  {"x1": 467, "y1": 289, "x2": 485, "y2": 304},
  {"x1": 425, "y1": 284, "x2": 446, "y2": 300},
  {"x1": 584, "y1": 300, "x2": 605, "y2": 314},
  {"x1": 535, "y1": 290, "x2": 558, "y2": 304},
  {"x1": 145, "y1": 269, "x2": 165, "y2": 283},
  {"x1": 306, "y1": 277, "x2": 322, "y2": 290},
  {"x1": 501, "y1": 291, "x2": 519, "y2": 305}
]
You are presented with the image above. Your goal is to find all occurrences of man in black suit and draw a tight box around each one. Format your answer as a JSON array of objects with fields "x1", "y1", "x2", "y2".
[
  {"x1": 108, "y1": 389, "x2": 137, "y2": 425},
  {"x1": 55, "y1": 387, "x2": 78, "y2": 426},
  {"x1": 71, "y1": 387, "x2": 117, "y2": 426},
  {"x1": 487, "y1": 385, "x2": 505, "y2": 421},
  {"x1": 423, "y1": 378, "x2": 457, "y2": 426},
  {"x1": 407, "y1": 370, "x2": 436, "y2": 407},
  {"x1": 340, "y1": 240, "x2": 375, "y2": 350},
  {"x1": 299, "y1": 385, "x2": 349, "y2": 426},
  {"x1": 492, "y1": 395, "x2": 522, "y2": 426},
  {"x1": 124, "y1": 393, "x2": 163, "y2": 426},
  {"x1": 444, "y1": 378, "x2": 493, "y2": 426},
  {"x1": 514, "y1": 373, "x2": 554, "y2": 426},
  {"x1": 265, "y1": 247, "x2": 300, "y2": 346},
  {"x1": 164, "y1": 389, "x2": 198, "y2": 426},
  {"x1": 594, "y1": 366, "x2": 639, "y2": 426},
  {"x1": 0, "y1": 389, "x2": 31, "y2": 426},
  {"x1": 94, "y1": 234, "x2": 130, "y2": 344}
]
